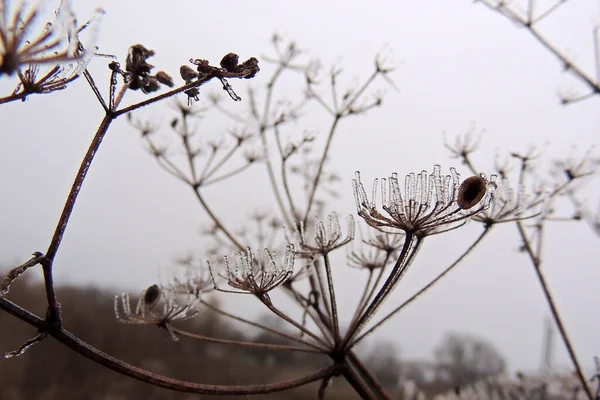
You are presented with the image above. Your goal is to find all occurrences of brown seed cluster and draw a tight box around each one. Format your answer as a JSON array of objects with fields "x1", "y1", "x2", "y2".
[{"x1": 126, "y1": 44, "x2": 174, "y2": 93}]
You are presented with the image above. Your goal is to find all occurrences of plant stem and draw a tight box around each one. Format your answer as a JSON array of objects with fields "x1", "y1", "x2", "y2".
[
  {"x1": 171, "y1": 327, "x2": 325, "y2": 353},
  {"x1": 42, "y1": 113, "x2": 115, "y2": 323},
  {"x1": 192, "y1": 188, "x2": 244, "y2": 251},
  {"x1": 351, "y1": 227, "x2": 490, "y2": 346},
  {"x1": 322, "y1": 253, "x2": 340, "y2": 344},
  {"x1": 261, "y1": 297, "x2": 330, "y2": 348},
  {"x1": 0, "y1": 298, "x2": 340, "y2": 395},
  {"x1": 303, "y1": 116, "x2": 340, "y2": 225},
  {"x1": 347, "y1": 351, "x2": 392, "y2": 400},
  {"x1": 341, "y1": 362, "x2": 376, "y2": 399},
  {"x1": 46, "y1": 114, "x2": 114, "y2": 261},
  {"x1": 516, "y1": 221, "x2": 593, "y2": 400},
  {"x1": 200, "y1": 299, "x2": 326, "y2": 351},
  {"x1": 342, "y1": 234, "x2": 420, "y2": 350}
]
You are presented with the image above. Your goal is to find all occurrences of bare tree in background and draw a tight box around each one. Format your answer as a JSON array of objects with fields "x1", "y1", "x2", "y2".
[{"x1": 434, "y1": 333, "x2": 506, "y2": 388}]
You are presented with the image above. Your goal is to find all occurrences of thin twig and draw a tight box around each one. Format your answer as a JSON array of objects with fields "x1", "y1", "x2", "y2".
[
  {"x1": 83, "y1": 69, "x2": 108, "y2": 112},
  {"x1": 322, "y1": 253, "x2": 340, "y2": 344},
  {"x1": 202, "y1": 162, "x2": 253, "y2": 186},
  {"x1": 303, "y1": 115, "x2": 340, "y2": 225},
  {"x1": 257, "y1": 65, "x2": 296, "y2": 230},
  {"x1": 341, "y1": 234, "x2": 421, "y2": 350},
  {"x1": 478, "y1": 0, "x2": 600, "y2": 102},
  {"x1": 260, "y1": 297, "x2": 330, "y2": 348},
  {"x1": 274, "y1": 123, "x2": 300, "y2": 221},
  {"x1": 199, "y1": 299, "x2": 327, "y2": 351},
  {"x1": 349, "y1": 252, "x2": 392, "y2": 330},
  {"x1": 202, "y1": 142, "x2": 243, "y2": 183},
  {"x1": 192, "y1": 188, "x2": 244, "y2": 251},
  {"x1": 0, "y1": 252, "x2": 45, "y2": 296},
  {"x1": 171, "y1": 327, "x2": 325, "y2": 353},
  {"x1": 282, "y1": 283, "x2": 335, "y2": 346},
  {"x1": 516, "y1": 220, "x2": 593, "y2": 400},
  {"x1": 180, "y1": 116, "x2": 198, "y2": 183},
  {"x1": 351, "y1": 228, "x2": 491, "y2": 346}
]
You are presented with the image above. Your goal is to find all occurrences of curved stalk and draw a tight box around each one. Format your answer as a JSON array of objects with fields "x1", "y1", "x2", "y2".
[
  {"x1": 351, "y1": 228, "x2": 491, "y2": 346},
  {"x1": 302, "y1": 116, "x2": 340, "y2": 225},
  {"x1": 322, "y1": 253, "x2": 340, "y2": 344},
  {"x1": 342, "y1": 234, "x2": 421, "y2": 350},
  {"x1": 260, "y1": 297, "x2": 330, "y2": 349},
  {"x1": 192, "y1": 188, "x2": 244, "y2": 252},
  {"x1": 171, "y1": 327, "x2": 325, "y2": 353},
  {"x1": 0, "y1": 297, "x2": 338, "y2": 395},
  {"x1": 200, "y1": 300, "x2": 326, "y2": 351}
]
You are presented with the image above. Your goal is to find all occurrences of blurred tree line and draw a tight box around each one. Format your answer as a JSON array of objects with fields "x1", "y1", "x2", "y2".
[{"x1": 0, "y1": 275, "x2": 506, "y2": 399}]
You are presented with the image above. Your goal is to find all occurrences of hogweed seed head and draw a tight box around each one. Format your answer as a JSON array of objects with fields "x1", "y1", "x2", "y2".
[
  {"x1": 348, "y1": 247, "x2": 388, "y2": 271},
  {"x1": 115, "y1": 284, "x2": 199, "y2": 340},
  {"x1": 353, "y1": 165, "x2": 497, "y2": 237},
  {"x1": 169, "y1": 258, "x2": 215, "y2": 298},
  {"x1": 364, "y1": 231, "x2": 404, "y2": 254},
  {"x1": 208, "y1": 244, "x2": 295, "y2": 296},
  {"x1": 298, "y1": 212, "x2": 355, "y2": 255},
  {"x1": 13, "y1": 63, "x2": 77, "y2": 99},
  {"x1": 125, "y1": 44, "x2": 172, "y2": 94}
]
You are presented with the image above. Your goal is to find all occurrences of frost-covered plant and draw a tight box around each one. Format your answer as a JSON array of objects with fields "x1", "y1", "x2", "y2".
[{"x1": 0, "y1": 0, "x2": 598, "y2": 399}]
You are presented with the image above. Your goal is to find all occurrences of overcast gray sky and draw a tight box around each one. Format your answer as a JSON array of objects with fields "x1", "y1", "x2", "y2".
[{"x1": 1, "y1": 0, "x2": 599, "y2": 375}]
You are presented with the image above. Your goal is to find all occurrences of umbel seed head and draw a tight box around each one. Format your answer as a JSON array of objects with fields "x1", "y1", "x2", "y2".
[{"x1": 353, "y1": 165, "x2": 497, "y2": 237}]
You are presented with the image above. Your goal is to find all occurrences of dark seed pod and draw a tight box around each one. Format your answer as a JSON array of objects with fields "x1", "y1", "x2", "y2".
[
  {"x1": 143, "y1": 284, "x2": 162, "y2": 309},
  {"x1": 236, "y1": 57, "x2": 260, "y2": 79},
  {"x1": 142, "y1": 76, "x2": 160, "y2": 93},
  {"x1": 220, "y1": 52, "x2": 239, "y2": 72},
  {"x1": 180, "y1": 65, "x2": 198, "y2": 82},
  {"x1": 457, "y1": 175, "x2": 488, "y2": 210},
  {"x1": 155, "y1": 71, "x2": 174, "y2": 87}
]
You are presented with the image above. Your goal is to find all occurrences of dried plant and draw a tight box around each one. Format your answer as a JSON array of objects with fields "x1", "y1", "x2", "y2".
[{"x1": 0, "y1": 1, "x2": 598, "y2": 399}]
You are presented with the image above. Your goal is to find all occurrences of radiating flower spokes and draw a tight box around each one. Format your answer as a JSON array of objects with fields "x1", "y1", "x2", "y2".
[
  {"x1": 297, "y1": 212, "x2": 355, "y2": 255},
  {"x1": 353, "y1": 165, "x2": 497, "y2": 237},
  {"x1": 473, "y1": 177, "x2": 545, "y2": 227},
  {"x1": 115, "y1": 284, "x2": 200, "y2": 341},
  {"x1": 208, "y1": 244, "x2": 295, "y2": 297},
  {"x1": 167, "y1": 258, "x2": 215, "y2": 298},
  {"x1": 347, "y1": 247, "x2": 388, "y2": 271}
]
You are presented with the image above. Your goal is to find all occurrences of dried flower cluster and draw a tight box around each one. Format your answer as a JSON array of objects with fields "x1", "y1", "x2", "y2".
[
  {"x1": 208, "y1": 245, "x2": 295, "y2": 297},
  {"x1": 1, "y1": 5, "x2": 597, "y2": 398},
  {"x1": 115, "y1": 284, "x2": 199, "y2": 340},
  {"x1": 353, "y1": 165, "x2": 497, "y2": 237},
  {"x1": 125, "y1": 44, "x2": 173, "y2": 93}
]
